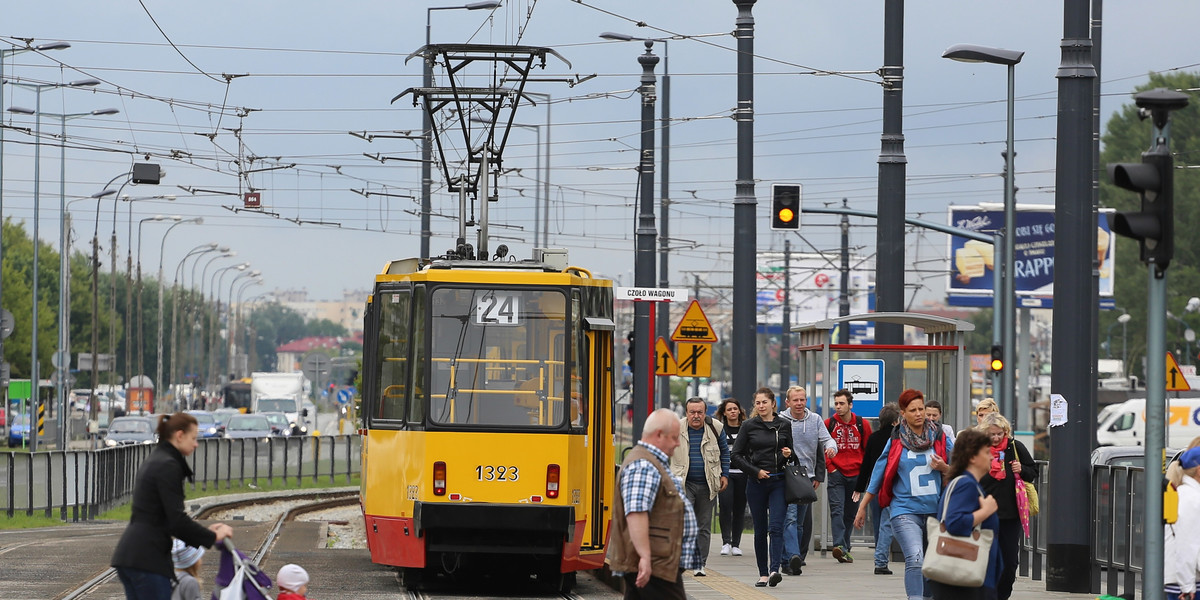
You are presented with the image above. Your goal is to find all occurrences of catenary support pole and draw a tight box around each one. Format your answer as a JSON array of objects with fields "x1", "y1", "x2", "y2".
[
  {"x1": 1047, "y1": 0, "x2": 1096, "y2": 591},
  {"x1": 657, "y1": 41, "x2": 671, "y2": 411},
  {"x1": 631, "y1": 42, "x2": 658, "y2": 439},
  {"x1": 875, "y1": 0, "x2": 906, "y2": 346},
  {"x1": 839, "y1": 200, "x2": 850, "y2": 344},
  {"x1": 731, "y1": 0, "x2": 756, "y2": 406},
  {"x1": 780, "y1": 239, "x2": 790, "y2": 390}
]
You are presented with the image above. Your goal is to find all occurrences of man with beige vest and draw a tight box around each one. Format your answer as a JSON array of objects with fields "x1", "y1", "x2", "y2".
[
  {"x1": 606, "y1": 408, "x2": 700, "y2": 599},
  {"x1": 669, "y1": 397, "x2": 730, "y2": 577}
]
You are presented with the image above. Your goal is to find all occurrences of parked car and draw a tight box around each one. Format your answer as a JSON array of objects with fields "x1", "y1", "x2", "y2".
[
  {"x1": 187, "y1": 410, "x2": 222, "y2": 438},
  {"x1": 212, "y1": 408, "x2": 240, "y2": 429},
  {"x1": 223, "y1": 414, "x2": 273, "y2": 442},
  {"x1": 7, "y1": 413, "x2": 31, "y2": 447},
  {"x1": 260, "y1": 412, "x2": 292, "y2": 436},
  {"x1": 1091, "y1": 445, "x2": 1180, "y2": 467},
  {"x1": 104, "y1": 416, "x2": 157, "y2": 447}
]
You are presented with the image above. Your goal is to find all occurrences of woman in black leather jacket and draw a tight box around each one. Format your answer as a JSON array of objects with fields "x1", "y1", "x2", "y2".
[
  {"x1": 111, "y1": 413, "x2": 234, "y2": 599},
  {"x1": 731, "y1": 387, "x2": 794, "y2": 588}
]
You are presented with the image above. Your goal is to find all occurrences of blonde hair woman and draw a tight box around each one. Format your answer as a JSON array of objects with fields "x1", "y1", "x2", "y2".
[
  {"x1": 976, "y1": 412, "x2": 1038, "y2": 600},
  {"x1": 974, "y1": 398, "x2": 999, "y2": 427}
]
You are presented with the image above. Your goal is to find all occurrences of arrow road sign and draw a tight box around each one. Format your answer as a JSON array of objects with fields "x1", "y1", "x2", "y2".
[
  {"x1": 654, "y1": 337, "x2": 677, "y2": 376},
  {"x1": 1166, "y1": 352, "x2": 1191, "y2": 392}
]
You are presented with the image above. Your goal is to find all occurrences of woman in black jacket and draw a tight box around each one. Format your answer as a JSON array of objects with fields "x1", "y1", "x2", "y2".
[
  {"x1": 730, "y1": 387, "x2": 794, "y2": 588},
  {"x1": 977, "y1": 412, "x2": 1038, "y2": 600},
  {"x1": 853, "y1": 402, "x2": 900, "y2": 575},
  {"x1": 111, "y1": 413, "x2": 234, "y2": 599}
]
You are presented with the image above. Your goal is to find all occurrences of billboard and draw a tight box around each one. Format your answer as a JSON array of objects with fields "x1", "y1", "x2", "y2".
[{"x1": 946, "y1": 204, "x2": 1115, "y2": 308}]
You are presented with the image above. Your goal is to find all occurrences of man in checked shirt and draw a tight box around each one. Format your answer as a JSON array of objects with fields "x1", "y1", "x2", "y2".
[{"x1": 606, "y1": 408, "x2": 700, "y2": 599}]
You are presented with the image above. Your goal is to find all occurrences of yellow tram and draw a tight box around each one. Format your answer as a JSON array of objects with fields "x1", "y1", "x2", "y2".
[{"x1": 359, "y1": 254, "x2": 616, "y2": 591}]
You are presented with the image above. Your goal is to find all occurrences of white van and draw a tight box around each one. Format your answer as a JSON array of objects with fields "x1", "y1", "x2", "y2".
[{"x1": 1096, "y1": 398, "x2": 1200, "y2": 447}]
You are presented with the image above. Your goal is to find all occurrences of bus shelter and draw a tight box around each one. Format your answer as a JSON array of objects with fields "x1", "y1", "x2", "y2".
[
  {"x1": 791, "y1": 312, "x2": 975, "y2": 557},
  {"x1": 791, "y1": 312, "x2": 974, "y2": 427}
]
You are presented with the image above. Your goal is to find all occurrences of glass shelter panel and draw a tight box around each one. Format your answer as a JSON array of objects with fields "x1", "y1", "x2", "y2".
[{"x1": 428, "y1": 287, "x2": 568, "y2": 428}]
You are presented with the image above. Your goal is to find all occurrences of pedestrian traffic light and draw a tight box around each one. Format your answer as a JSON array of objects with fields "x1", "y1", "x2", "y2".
[
  {"x1": 771, "y1": 184, "x2": 801, "y2": 230},
  {"x1": 1108, "y1": 150, "x2": 1172, "y2": 272},
  {"x1": 989, "y1": 344, "x2": 1004, "y2": 372}
]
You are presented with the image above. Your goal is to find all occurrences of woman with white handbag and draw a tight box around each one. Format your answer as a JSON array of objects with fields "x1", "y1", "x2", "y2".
[{"x1": 927, "y1": 429, "x2": 1001, "y2": 600}]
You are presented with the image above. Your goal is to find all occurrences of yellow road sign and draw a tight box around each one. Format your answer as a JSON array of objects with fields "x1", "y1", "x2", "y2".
[
  {"x1": 671, "y1": 300, "x2": 719, "y2": 343},
  {"x1": 677, "y1": 343, "x2": 712, "y2": 378},
  {"x1": 1166, "y1": 352, "x2": 1191, "y2": 392},
  {"x1": 654, "y1": 337, "x2": 678, "y2": 376}
]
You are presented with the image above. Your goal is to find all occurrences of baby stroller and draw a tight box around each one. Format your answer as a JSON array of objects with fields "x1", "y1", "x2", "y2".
[{"x1": 211, "y1": 539, "x2": 274, "y2": 600}]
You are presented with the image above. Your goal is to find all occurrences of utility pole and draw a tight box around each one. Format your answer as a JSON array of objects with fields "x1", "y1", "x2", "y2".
[
  {"x1": 839, "y1": 199, "x2": 851, "y2": 344},
  {"x1": 631, "y1": 42, "x2": 659, "y2": 439},
  {"x1": 1046, "y1": 0, "x2": 1097, "y2": 591},
  {"x1": 731, "y1": 0, "x2": 757, "y2": 405},
  {"x1": 780, "y1": 239, "x2": 791, "y2": 389},
  {"x1": 693, "y1": 274, "x2": 701, "y2": 398},
  {"x1": 657, "y1": 42, "x2": 672, "y2": 411},
  {"x1": 875, "y1": 0, "x2": 906, "y2": 347}
]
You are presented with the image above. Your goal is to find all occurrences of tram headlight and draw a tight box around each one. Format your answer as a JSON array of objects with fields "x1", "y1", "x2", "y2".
[
  {"x1": 433, "y1": 461, "x2": 447, "y2": 496},
  {"x1": 546, "y1": 464, "x2": 560, "y2": 499}
]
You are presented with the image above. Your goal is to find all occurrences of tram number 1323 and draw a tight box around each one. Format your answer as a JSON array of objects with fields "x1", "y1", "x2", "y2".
[{"x1": 476, "y1": 465, "x2": 520, "y2": 481}]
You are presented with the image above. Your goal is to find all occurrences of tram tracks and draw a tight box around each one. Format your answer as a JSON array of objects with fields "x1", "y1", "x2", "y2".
[{"x1": 57, "y1": 491, "x2": 359, "y2": 600}]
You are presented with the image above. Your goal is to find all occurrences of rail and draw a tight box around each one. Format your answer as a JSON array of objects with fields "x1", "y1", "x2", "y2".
[{"x1": 0, "y1": 434, "x2": 360, "y2": 521}]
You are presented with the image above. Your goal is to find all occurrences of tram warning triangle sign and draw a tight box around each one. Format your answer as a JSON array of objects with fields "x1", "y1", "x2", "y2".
[
  {"x1": 654, "y1": 337, "x2": 678, "y2": 376},
  {"x1": 1166, "y1": 352, "x2": 1191, "y2": 392},
  {"x1": 671, "y1": 300, "x2": 718, "y2": 343}
]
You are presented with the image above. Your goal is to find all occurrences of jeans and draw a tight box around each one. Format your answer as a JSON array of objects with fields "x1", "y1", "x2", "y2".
[
  {"x1": 827, "y1": 471, "x2": 859, "y2": 551},
  {"x1": 745, "y1": 475, "x2": 786, "y2": 576},
  {"x1": 684, "y1": 479, "x2": 716, "y2": 567},
  {"x1": 783, "y1": 499, "x2": 811, "y2": 560},
  {"x1": 116, "y1": 566, "x2": 173, "y2": 600},
  {"x1": 871, "y1": 499, "x2": 894, "y2": 568},
  {"x1": 718, "y1": 472, "x2": 748, "y2": 548},
  {"x1": 890, "y1": 512, "x2": 933, "y2": 600}
]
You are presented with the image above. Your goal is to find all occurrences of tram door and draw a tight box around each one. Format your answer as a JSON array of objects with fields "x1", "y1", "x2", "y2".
[{"x1": 586, "y1": 328, "x2": 613, "y2": 550}]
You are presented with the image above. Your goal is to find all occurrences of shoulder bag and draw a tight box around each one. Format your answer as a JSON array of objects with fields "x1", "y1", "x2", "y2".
[
  {"x1": 784, "y1": 463, "x2": 817, "y2": 504},
  {"x1": 922, "y1": 475, "x2": 994, "y2": 588}
]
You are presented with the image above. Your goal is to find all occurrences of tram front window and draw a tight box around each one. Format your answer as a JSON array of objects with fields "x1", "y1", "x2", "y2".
[{"x1": 429, "y1": 287, "x2": 569, "y2": 428}]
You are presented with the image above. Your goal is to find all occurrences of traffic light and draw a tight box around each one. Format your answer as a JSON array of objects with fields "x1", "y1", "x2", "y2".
[
  {"x1": 771, "y1": 184, "x2": 801, "y2": 230},
  {"x1": 1108, "y1": 150, "x2": 1172, "y2": 271},
  {"x1": 989, "y1": 344, "x2": 1004, "y2": 373}
]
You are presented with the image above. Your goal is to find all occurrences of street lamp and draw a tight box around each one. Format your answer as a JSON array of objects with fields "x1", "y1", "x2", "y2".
[
  {"x1": 943, "y1": 43, "x2": 1024, "y2": 421},
  {"x1": 0, "y1": 42, "x2": 71, "y2": 385},
  {"x1": 137, "y1": 215, "x2": 173, "y2": 380},
  {"x1": 86, "y1": 187, "x2": 116, "y2": 421},
  {"x1": 155, "y1": 217, "x2": 202, "y2": 406},
  {"x1": 11, "y1": 105, "x2": 119, "y2": 447},
  {"x1": 209, "y1": 263, "x2": 249, "y2": 389},
  {"x1": 421, "y1": 1, "x2": 502, "y2": 259},
  {"x1": 195, "y1": 251, "x2": 235, "y2": 392},
  {"x1": 125, "y1": 194, "x2": 174, "y2": 384},
  {"x1": 170, "y1": 243, "x2": 220, "y2": 399},
  {"x1": 227, "y1": 270, "x2": 260, "y2": 377}
]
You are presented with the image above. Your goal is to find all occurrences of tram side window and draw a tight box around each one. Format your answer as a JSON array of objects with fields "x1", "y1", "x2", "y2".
[
  {"x1": 570, "y1": 293, "x2": 586, "y2": 429},
  {"x1": 376, "y1": 290, "x2": 412, "y2": 421}
]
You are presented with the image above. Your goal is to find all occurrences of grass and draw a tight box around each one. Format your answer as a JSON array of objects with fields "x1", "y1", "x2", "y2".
[{"x1": 0, "y1": 474, "x2": 360, "y2": 529}]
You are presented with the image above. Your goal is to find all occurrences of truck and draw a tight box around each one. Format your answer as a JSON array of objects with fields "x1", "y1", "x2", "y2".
[
  {"x1": 1096, "y1": 397, "x2": 1200, "y2": 447},
  {"x1": 250, "y1": 372, "x2": 312, "y2": 435}
]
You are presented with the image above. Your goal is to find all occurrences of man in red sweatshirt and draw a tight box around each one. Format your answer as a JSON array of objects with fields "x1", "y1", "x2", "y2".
[{"x1": 825, "y1": 389, "x2": 872, "y2": 563}]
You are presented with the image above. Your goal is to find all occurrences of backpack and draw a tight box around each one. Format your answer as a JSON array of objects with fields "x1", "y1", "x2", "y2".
[{"x1": 826, "y1": 414, "x2": 865, "y2": 443}]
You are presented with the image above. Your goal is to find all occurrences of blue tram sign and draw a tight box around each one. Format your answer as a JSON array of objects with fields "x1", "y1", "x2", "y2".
[{"x1": 837, "y1": 359, "x2": 885, "y2": 418}]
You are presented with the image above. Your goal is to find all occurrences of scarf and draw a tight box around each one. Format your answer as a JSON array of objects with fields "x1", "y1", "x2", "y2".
[
  {"x1": 989, "y1": 443, "x2": 1008, "y2": 480},
  {"x1": 897, "y1": 421, "x2": 937, "y2": 453}
]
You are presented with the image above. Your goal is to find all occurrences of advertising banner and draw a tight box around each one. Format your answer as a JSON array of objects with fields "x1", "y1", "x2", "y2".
[{"x1": 946, "y1": 205, "x2": 1114, "y2": 307}]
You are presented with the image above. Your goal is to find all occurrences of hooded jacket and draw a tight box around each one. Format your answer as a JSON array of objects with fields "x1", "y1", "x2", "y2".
[{"x1": 730, "y1": 414, "x2": 793, "y2": 476}]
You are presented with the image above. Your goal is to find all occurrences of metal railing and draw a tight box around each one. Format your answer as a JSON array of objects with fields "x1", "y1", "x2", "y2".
[
  {"x1": 1090, "y1": 463, "x2": 1145, "y2": 598},
  {"x1": 1, "y1": 435, "x2": 361, "y2": 521}
]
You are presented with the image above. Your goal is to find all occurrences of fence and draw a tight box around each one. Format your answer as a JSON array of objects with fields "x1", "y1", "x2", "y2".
[
  {"x1": 1, "y1": 435, "x2": 361, "y2": 521},
  {"x1": 1091, "y1": 463, "x2": 1145, "y2": 598}
]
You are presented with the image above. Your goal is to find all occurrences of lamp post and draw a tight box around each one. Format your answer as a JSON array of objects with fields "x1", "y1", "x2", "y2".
[
  {"x1": 155, "y1": 217, "x2": 202, "y2": 407},
  {"x1": 1104, "y1": 312, "x2": 1128, "y2": 359},
  {"x1": 87, "y1": 187, "x2": 116, "y2": 422},
  {"x1": 6, "y1": 77, "x2": 101, "y2": 449},
  {"x1": 172, "y1": 243, "x2": 219, "y2": 399},
  {"x1": 232, "y1": 277, "x2": 263, "y2": 379},
  {"x1": 126, "y1": 194, "x2": 174, "y2": 385},
  {"x1": 226, "y1": 270, "x2": 260, "y2": 377},
  {"x1": 209, "y1": 263, "x2": 248, "y2": 390},
  {"x1": 421, "y1": 1, "x2": 502, "y2": 259},
  {"x1": 0, "y1": 41, "x2": 70, "y2": 390},
  {"x1": 943, "y1": 43, "x2": 1024, "y2": 421},
  {"x1": 11, "y1": 106, "x2": 118, "y2": 447},
  {"x1": 195, "y1": 251, "x2": 235, "y2": 393},
  {"x1": 137, "y1": 215, "x2": 174, "y2": 380}
]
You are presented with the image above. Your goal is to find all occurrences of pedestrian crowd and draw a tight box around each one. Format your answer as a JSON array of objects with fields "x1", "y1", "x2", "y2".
[{"x1": 607, "y1": 388, "x2": 1055, "y2": 600}]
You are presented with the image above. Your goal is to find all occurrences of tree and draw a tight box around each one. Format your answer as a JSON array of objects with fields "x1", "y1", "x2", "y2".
[
  {"x1": 1101, "y1": 71, "x2": 1200, "y2": 379},
  {"x1": 307, "y1": 318, "x2": 348, "y2": 338}
]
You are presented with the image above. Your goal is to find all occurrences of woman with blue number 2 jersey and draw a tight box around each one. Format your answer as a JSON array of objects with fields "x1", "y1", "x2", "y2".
[{"x1": 854, "y1": 389, "x2": 953, "y2": 600}]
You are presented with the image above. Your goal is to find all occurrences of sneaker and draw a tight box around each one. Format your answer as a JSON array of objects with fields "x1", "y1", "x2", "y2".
[
  {"x1": 768, "y1": 571, "x2": 782, "y2": 587},
  {"x1": 833, "y1": 546, "x2": 851, "y2": 563},
  {"x1": 731, "y1": 546, "x2": 743, "y2": 556},
  {"x1": 720, "y1": 543, "x2": 731, "y2": 556},
  {"x1": 843, "y1": 550, "x2": 854, "y2": 563},
  {"x1": 694, "y1": 567, "x2": 706, "y2": 577},
  {"x1": 788, "y1": 554, "x2": 803, "y2": 574},
  {"x1": 874, "y1": 566, "x2": 893, "y2": 575}
]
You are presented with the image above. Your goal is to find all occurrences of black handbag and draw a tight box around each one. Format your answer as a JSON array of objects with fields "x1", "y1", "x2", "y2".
[{"x1": 784, "y1": 463, "x2": 817, "y2": 504}]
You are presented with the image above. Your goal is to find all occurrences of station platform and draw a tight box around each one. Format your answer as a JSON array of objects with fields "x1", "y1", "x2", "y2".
[{"x1": 680, "y1": 537, "x2": 1097, "y2": 600}]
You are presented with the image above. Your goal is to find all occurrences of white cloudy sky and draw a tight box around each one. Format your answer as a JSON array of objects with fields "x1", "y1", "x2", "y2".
[{"x1": 3, "y1": 0, "x2": 1198, "y2": 305}]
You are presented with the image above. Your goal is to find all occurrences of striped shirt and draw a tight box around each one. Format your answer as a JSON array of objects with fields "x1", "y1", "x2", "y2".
[{"x1": 619, "y1": 441, "x2": 701, "y2": 571}]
